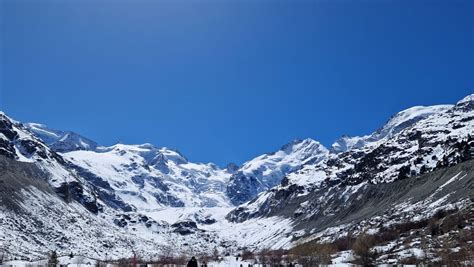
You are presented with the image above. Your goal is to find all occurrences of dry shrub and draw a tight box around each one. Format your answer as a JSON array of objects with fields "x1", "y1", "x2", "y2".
[
  {"x1": 351, "y1": 233, "x2": 377, "y2": 266},
  {"x1": 399, "y1": 256, "x2": 421, "y2": 265},
  {"x1": 436, "y1": 233, "x2": 474, "y2": 267},
  {"x1": 197, "y1": 253, "x2": 213, "y2": 264},
  {"x1": 333, "y1": 235, "x2": 355, "y2": 251},
  {"x1": 372, "y1": 227, "x2": 399, "y2": 244},
  {"x1": 291, "y1": 241, "x2": 337, "y2": 265},
  {"x1": 441, "y1": 213, "x2": 465, "y2": 233},
  {"x1": 241, "y1": 249, "x2": 255, "y2": 261},
  {"x1": 266, "y1": 249, "x2": 285, "y2": 266}
]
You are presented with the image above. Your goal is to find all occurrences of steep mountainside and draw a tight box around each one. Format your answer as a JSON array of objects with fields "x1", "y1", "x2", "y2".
[
  {"x1": 0, "y1": 155, "x2": 163, "y2": 259},
  {"x1": 331, "y1": 105, "x2": 453, "y2": 153},
  {"x1": 63, "y1": 144, "x2": 232, "y2": 208},
  {"x1": 228, "y1": 95, "x2": 474, "y2": 233},
  {"x1": 226, "y1": 139, "x2": 328, "y2": 205},
  {"x1": 228, "y1": 158, "x2": 473, "y2": 235}
]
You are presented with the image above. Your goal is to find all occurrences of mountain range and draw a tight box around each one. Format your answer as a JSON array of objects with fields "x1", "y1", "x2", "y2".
[{"x1": 0, "y1": 94, "x2": 473, "y2": 263}]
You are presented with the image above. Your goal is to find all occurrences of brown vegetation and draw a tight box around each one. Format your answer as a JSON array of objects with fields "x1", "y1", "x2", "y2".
[
  {"x1": 290, "y1": 242, "x2": 337, "y2": 265},
  {"x1": 351, "y1": 234, "x2": 376, "y2": 266},
  {"x1": 285, "y1": 206, "x2": 473, "y2": 266}
]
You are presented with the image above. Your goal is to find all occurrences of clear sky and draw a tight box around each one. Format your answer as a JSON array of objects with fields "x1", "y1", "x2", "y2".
[{"x1": 1, "y1": 0, "x2": 473, "y2": 166}]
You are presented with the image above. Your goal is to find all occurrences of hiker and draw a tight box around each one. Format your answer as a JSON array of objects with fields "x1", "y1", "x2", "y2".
[{"x1": 187, "y1": 257, "x2": 198, "y2": 267}]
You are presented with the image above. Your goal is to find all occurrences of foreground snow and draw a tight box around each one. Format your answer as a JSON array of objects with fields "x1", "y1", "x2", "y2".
[{"x1": 144, "y1": 207, "x2": 295, "y2": 250}]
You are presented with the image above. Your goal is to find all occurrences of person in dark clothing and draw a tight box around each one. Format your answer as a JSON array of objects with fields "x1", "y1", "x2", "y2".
[{"x1": 187, "y1": 257, "x2": 198, "y2": 267}]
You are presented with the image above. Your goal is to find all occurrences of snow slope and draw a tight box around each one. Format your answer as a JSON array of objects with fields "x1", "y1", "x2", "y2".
[
  {"x1": 25, "y1": 123, "x2": 97, "y2": 152},
  {"x1": 331, "y1": 105, "x2": 453, "y2": 153},
  {"x1": 63, "y1": 144, "x2": 232, "y2": 209},
  {"x1": 226, "y1": 139, "x2": 329, "y2": 205}
]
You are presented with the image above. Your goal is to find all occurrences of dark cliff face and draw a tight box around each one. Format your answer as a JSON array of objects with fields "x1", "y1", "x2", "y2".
[
  {"x1": 226, "y1": 172, "x2": 263, "y2": 206},
  {"x1": 0, "y1": 114, "x2": 67, "y2": 164},
  {"x1": 225, "y1": 163, "x2": 239, "y2": 174},
  {"x1": 0, "y1": 114, "x2": 20, "y2": 159}
]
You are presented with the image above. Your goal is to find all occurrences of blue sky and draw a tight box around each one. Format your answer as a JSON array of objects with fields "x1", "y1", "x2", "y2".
[{"x1": 1, "y1": 0, "x2": 473, "y2": 166}]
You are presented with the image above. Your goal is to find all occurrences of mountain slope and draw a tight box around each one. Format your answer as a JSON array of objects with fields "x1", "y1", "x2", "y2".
[
  {"x1": 0, "y1": 114, "x2": 293, "y2": 259},
  {"x1": 63, "y1": 144, "x2": 232, "y2": 209},
  {"x1": 331, "y1": 105, "x2": 453, "y2": 153},
  {"x1": 228, "y1": 158, "x2": 473, "y2": 230},
  {"x1": 25, "y1": 122, "x2": 330, "y2": 208},
  {"x1": 229, "y1": 94, "x2": 474, "y2": 237},
  {"x1": 0, "y1": 155, "x2": 162, "y2": 260},
  {"x1": 25, "y1": 123, "x2": 98, "y2": 153},
  {"x1": 226, "y1": 139, "x2": 329, "y2": 205}
]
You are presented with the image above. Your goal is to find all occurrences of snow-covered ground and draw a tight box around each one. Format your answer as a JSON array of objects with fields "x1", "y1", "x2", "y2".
[
  {"x1": 208, "y1": 256, "x2": 256, "y2": 267},
  {"x1": 5, "y1": 256, "x2": 337, "y2": 267},
  {"x1": 144, "y1": 207, "x2": 295, "y2": 250},
  {"x1": 4, "y1": 255, "x2": 97, "y2": 267}
]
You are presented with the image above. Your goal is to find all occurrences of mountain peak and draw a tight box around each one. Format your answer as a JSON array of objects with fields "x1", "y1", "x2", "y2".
[
  {"x1": 24, "y1": 123, "x2": 98, "y2": 153},
  {"x1": 280, "y1": 138, "x2": 324, "y2": 154},
  {"x1": 331, "y1": 104, "x2": 452, "y2": 153},
  {"x1": 379, "y1": 105, "x2": 452, "y2": 136},
  {"x1": 227, "y1": 137, "x2": 329, "y2": 205},
  {"x1": 159, "y1": 147, "x2": 188, "y2": 164},
  {"x1": 0, "y1": 111, "x2": 19, "y2": 124},
  {"x1": 453, "y1": 93, "x2": 474, "y2": 111},
  {"x1": 457, "y1": 93, "x2": 474, "y2": 104}
]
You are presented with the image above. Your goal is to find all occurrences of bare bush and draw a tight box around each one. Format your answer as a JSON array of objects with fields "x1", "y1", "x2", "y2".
[
  {"x1": 333, "y1": 234, "x2": 355, "y2": 251},
  {"x1": 290, "y1": 241, "x2": 337, "y2": 265},
  {"x1": 241, "y1": 249, "x2": 255, "y2": 261},
  {"x1": 212, "y1": 247, "x2": 220, "y2": 262},
  {"x1": 48, "y1": 251, "x2": 59, "y2": 267},
  {"x1": 436, "y1": 234, "x2": 474, "y2": 266},
  {"x1": 268, "y1": 249, "x2": 285, "y2": 266},
  {"x1": 351, "y1": 234, "x2": 376, "y2": 266}
]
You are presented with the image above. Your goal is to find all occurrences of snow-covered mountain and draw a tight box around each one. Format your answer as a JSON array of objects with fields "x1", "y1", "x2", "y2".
[
  {"x1": 24, "y1": 123, "x2": 325, "y2": 209},
  {"x1": 229, "y1": 94, "x2": 474, "y2": 227},
  {"x1": 23, "y1": 122, "x2": 234, "y2": 208},
  {"x1": 63, "y1": 144, "x2": 232, "y2": 208},
  {"x1": 0, "y1": 112, "x2": 294, "y2": 259},
  {"x1": 0, "y1": 113, "x2": 90, "y2": 188},
  {"x1": 25, "y1": 123, "x2": 98, "y2": 152},
  {"x1": 331, "y1": 105, "x2": 452, "y2": 153},
  {"x1": 0, "y1": 94, "x2": 473, "y2": 262},
  {"x1": 226, "y1": 138, "x2": 329, "y2": 205}
]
